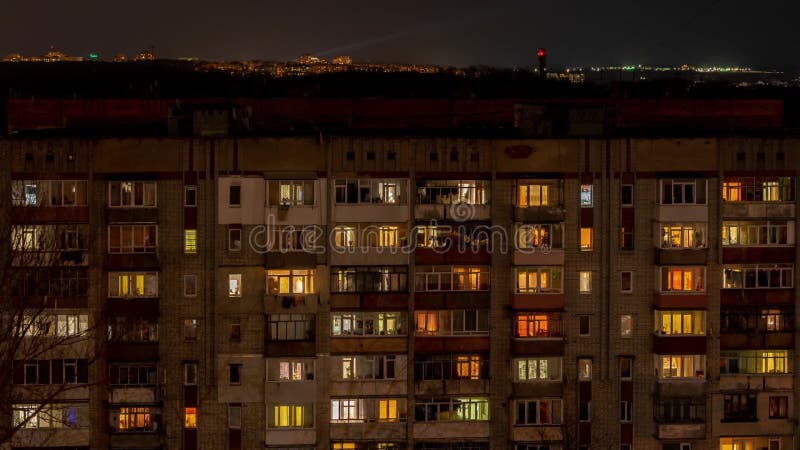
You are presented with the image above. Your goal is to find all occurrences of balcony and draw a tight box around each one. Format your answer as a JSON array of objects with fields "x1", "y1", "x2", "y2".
[
  {"x1": 336, "y1": 204, "x2": 409, "y2": 223},
  {"x1": 330, "y1": 421, "x2": 407, "y2": 441},
  {"x1": 722, "y1": 246, "x2": 795, "y2": 264},
  {"x1": 413, "y1": 421, "x2": 489, "y2": 440},
  {"x1": 720, "y1": 331, "x2": 793, "y2": 349},
  {"x1": 263, "y1": 429, "x2": 316, "y2": 446},
  {"x1": 330, "y1": 337, "x2": 407, "y2": 354},
  {"x1": 653, "y1": 335, "x2": 707, "y2": 354},
  {"x1": 415, "y1": 379, "x2": 489, "y2": 396},
  {"x1": 106, "y1": 298, "x2": 159, "y2": 316},
  {"x1": 656, "y1": 423, "x2": 706, "y2": 440},
  {"x1": 655, "y1": 248, "x2": 708, "y2": 265},
  {"x1": 654, "y1": 293, "x2": 708, "y2": 309},
  {"x1": 512, "y1": 382, "x2": 563, "y2": 399},
  {"x1": 12, "y1": 429, "x2": 90, "y2": 448},
  {"x1": 513, "y1": 206, "x2": 565, "y2": 223},
  {"x1": 415, "y1": 291, "x2": 490, "y2": 310},
  {"x1": 511, "y1": 293, "x2": 565, "y2": 311},
  {"x1": 329, "y1": 293, "x2": 408, "y2": 310},
  {"x1": 656, "y1": 204, "x2": 708, "y2": 222},
  {"x1": 511, "y1": 339, "x2": 564, "y2": 355},
  {"x1": 511, "y1": 426, "x2": 563, "y2": 444},
  {"x1": 328, "y1": 379, "x2": 407, "y2": 397},
  {"x1": 720, "y1": 289, "x2": 794, "y2": 306},
  {"x1": 416, "y1": 246, "x2": 491, "y2": 265},
  {"x1": 105, "y1": 208, "x2": 159, "y2": 223},
  {"x1": 110, "y1": 433, "x2": 161, "y2": 449},
  {"x1": 722, "y1": 202, "x2": 795, "y2": 219},
  {"x1": 106, "y1": 342, "x2": 159, "y2": 361},
  {"x1": 719, "y1": 374, "x2": 793, "y2": 391},
  {"x1": 265, "y1": 340, "x2": 317, "y2": 357},
  {"x1": 11, "y1": 206, "x2": 89, "y2": 224},
  {"x1": 656, "y1": 381, "x2": 706, "y2": 398},
  {"x1": 266, "y1": 204, "x2": 323, "y2": 225},
  {"x1": 105, "y1": 254, "x2": 160, "y2": 271},
  {"x1": 415, "y1": 204, "x2": 491, "y2": 221},
  {"x1": 415, "y1": 336, "x2": 490, "y2": 354},
  {"x1": 264, "y1": 293, "x2": 320, "y2": 313},
  {"x1": 109, "y1": 386, "x2": 158, "y2": 404},
  {"x1": 263, "y1": 252, "x2": 320, "y2": 269},
  {"x1": 330, "y1": 247, "x2": 410, "y2": 266},
  {"x1": 513, "y1": 249, "x2": 565, "y2": 266}
]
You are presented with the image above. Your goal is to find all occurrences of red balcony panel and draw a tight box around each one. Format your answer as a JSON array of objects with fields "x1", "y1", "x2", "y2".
[
  {"x1": 720, "y1": 332, "x2": 793, "y2": 349},
  {"x1": 443, "y1": 336, "x2": 490, "y2": 353},
  {"x1": 11, "y1": 206, "x2": 89, "y2": 223},
  {"x1": 415, "y1": 337, "x2": 446, "y2": 354},
  {"x1": 579, "y1": 423, "x2": 591, "y2": 445},
  {"x1": 579, "y1": 381, "x2": 591, "y2": 400},
  {"x1": 330, "y1": 293, "x2": 361, "y2": 309},
  {"x1": 415, "y1": 292, "x2": 490, "y2": 309},
  {"x1": 720, "y1": 289, "x2": 794, "y2": 306},
  {"x1": 106, "y1": 298, "x2": 159, "y2": 316},
  {"x1": 653, "y1": 335, "x2": 707, "y2": 354},
  {"x1": 581, "y1": 208, "x2": 593, "y2": 227},
  {"x1": 330, "y1": 337, "x2": 407, "y2": 354},
  {"x1": 361, "y1": 293, "x2": 409, "y2": 309},
  {"x1": 229, "y1": 429, "x2": 242, "y2": 450},
  {"x1": 621, "y1": 208, "x2": 635, "y2": 228},
  {"x1": 722, "y1": 246, "x2": 795, "y2": 263},
  {"x1": 415, "y1": 247, "x2": 491, "y2": 265},
  {"x1": 621, "y1": 381, "x2": 633, "y2": 401},
  {"x1": 184, "y1": 429, "x2": 198, "y2": 450},
  {"x1": 512, "y1": 293, "x2": 565, "y2": 310},
  {"x1": 106, "y1": 343, "x2": 159, "y2": 361},
  {"x1": 265, "y1": 341, "x2": 316, "y2": 357},
  {"x1": 511, "y1": 339, "x2": 564, "y2": 355},
  {"x1": 621, "y1": 423, "x2": 633, "y2": 443},
  {"x1": 655, "y1": 248, "x2": 708, "y2": 265},
  {"x1": 654, "y1": 294, "x2": 708, "y2": 309}
]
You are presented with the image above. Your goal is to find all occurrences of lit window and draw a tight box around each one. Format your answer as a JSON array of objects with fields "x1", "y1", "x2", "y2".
[
  {"x1": 183, "y1": 319, "x2": 198, "y2": 341},
  {"x1": 514, "y1": 357, "x2": 562, "y2": 381},
  {"x1": 267, "y1": 269, "x2": 315, "y2": 294},
  {"x1": 184, "y1": 407, "x2": 197, "y2": 428},
  {"x1": 579, "y1": 271, "x2": 591, "y2": 293},
  {"x1": 118, "y1": 407, "x2": 152, "y2": 431},
  {"x1": 377, "y1": 399, "x2": 398, "y2": 422},
  {"x1": 580, "y1": 185, "x2": 593, "y2": 207},
  {"x1": 229, "y1": 274, "x2": 242, "y2": 297},
  {"x1": 108, "y1": 181, "x2": 157, "y2": 208},
  {"x1": 580, "y1": 228, "x2": 593, "y2": 251},
  {"x1": 184, "y1": 229, "x2": 197, "y2": 254},
  {"x1": 455, "y1": 355, "x2": 482, "y2": 380},
  {"x1": 656, "y1": 310, "x2": 706, "y2": 335},
  {"x1": 661, "y1": 266, "x2": 705, "y2": 292},
  {"x1": 516, "y1": 267, "x2": 563, "y2": 293},
  {"x1": 578, "y1": 358, "x2": 592, "y2": 380},
  {"x1": 515, "y1": 313, "x2": 559, "y2": 338},
  {"x1": 658, "y1": 355, "x2": 705, "y2": 379},
  {"x1": 620, "y1": 315, "x2": 632, "y2": 337}
]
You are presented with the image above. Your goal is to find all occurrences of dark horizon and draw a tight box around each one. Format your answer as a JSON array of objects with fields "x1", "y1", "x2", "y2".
[{"x1": 0, "y1": 0, "x2": 798, "y2": 70}]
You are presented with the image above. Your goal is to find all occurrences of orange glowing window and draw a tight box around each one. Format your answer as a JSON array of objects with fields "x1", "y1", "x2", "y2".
[
  {"x1": 723, "y1": 182, "x2": 742, "y2": 201},
  {"x1": 516, "y1": 314, "x2": 550, "y2": 337},
  {"x1": 456, "y1": 355, "x2": 481, "y2": 380},
  {"x1": 184, "y1": 407, "x2": 197, "y2": 429}
]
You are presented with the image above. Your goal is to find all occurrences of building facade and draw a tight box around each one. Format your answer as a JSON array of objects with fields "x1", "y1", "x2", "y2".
[{"x1": 3, "y1": 135, "x2": 799, "y2": 450}]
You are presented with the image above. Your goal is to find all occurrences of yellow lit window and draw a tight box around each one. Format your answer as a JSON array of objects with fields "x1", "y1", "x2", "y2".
[
  {"x1": 722, "y1": 182, "x2": 742, "y2": 201},
  {"x1": 134, "y1": 274, "x2": 145, "y2": 296},
  {"x1": 580, "y1": 228, "x2": 593, "y2": 251},
  {"x1": 184, "y1": 407, "x2": 197, "y2": 428},
  {"x1": 377, "y1": 399, "x2": 398, "y2": 422},
  {"x1": 378, "y1": 226, "x2": 398, "y2": 247},
  {"x1": 119, "y1": 275, "x2": 131, "y2": 297},
  {"x1": 273, "y1": 405, "x2": 303, "y2": 427},
  {"x1": 333, "y1": 444, "x2": 356, "y2": 450},
  {"x1": 415, "y1": 311, "x2": 438, "y2": 334},
  {"x1": 184, "y1": 229, "x2": 197, "y2": 254}
]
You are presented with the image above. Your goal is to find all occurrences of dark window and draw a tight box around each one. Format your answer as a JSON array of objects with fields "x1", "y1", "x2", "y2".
[
  {"x1": 229, "y1": 185, "x2": 241, "y2": 206},
  {"x1": 387, "y1": 151, "x2": 397, "y2": 161},
  {"x1": 470, "y1": 152, "x2": 480, "y2": 163},
  {"x1": 230, "y1": 320, "x2": 242, "y2": 342},
  {"x1": 578, "y1": 316, "x2": 590, "y2": 336},
  {"x1": 229, "y1": 364, "x2": 242, "y2": 384},
  {"x1": 619, "y1": 357, "x2": 632, "y2": 379},
  {"x1": 621, "y1": 272, "x2": 633, "y2": 293},
  {"x1": 366, "y1": 151, "x2": 375, "y2": 161},
  {"x1": 620, "y1": 227, "x2": 633, "y2": 250},
  {"x1": 346, "y1": 151, "x2": 355, "y2": 161},
  {"x1": 723, "y1": 393, "x2": 757, "y2": 421},
  {"x1": 769, "y1": 396, "x2": 788, "y2": 418},
  {"x1": 579, "y1": 401, "x2": 590, "y2": 421},
  {"x1": 430, "y1": 152, "x2": 438, "y2": 162},
  {"x1": 450, "y1": 150, "x2": 459, "y2": 161},
  {"x1": 184, "y1": 186, "x2": 197, "y2": 207},
  {"x1": 621, "y1": 184, "x2": 633, "y2": 206}
]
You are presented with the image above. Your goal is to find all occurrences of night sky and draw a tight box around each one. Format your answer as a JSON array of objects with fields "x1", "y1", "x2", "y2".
[{"x1": 1, "y1": 0, "x2": 797, "y2": 68}]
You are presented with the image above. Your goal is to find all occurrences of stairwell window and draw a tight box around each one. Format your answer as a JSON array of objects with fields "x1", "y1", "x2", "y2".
[{"x1": 184, "y1": 229, "x2": 197, "y2": 254}]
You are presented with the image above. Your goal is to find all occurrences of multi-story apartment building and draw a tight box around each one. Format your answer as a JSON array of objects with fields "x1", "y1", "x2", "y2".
[{"x1": 2, "y1": 132, "x2": 799, "y2": 450}]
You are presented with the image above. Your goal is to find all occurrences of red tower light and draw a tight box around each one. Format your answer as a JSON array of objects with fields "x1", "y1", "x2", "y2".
[{"x1": 537, "y1": 48, "x2": 546, "y2": 58}]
